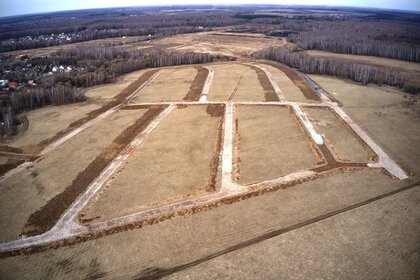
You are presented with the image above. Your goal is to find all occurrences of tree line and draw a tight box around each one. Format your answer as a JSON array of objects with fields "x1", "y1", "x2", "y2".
[
  {"x1": 292, "y1": 36, "x2": 420, "y2": 62},
  {"x1": 253, "y1": 47, "x2": 411, "y2": 91},
  {"x1": 1, "y1": 47, "x2": 217, "y2": 136}
]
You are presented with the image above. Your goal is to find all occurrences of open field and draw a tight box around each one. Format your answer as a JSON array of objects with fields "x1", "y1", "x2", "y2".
[
  {"x1": 0, "y1": 68, "x2": 150, "y2": 154},
  {"x1": 207, "y1": 63, "x2": 266, "y2": 101},
  {"x1": 0, "y1": 108, "x2": 148, "y2": 242},
  {"x1": 0, "y1": 60, "x2": 416, "y2": 280},
  {"x1": 132, "y1": 67, "x2": 197, "y2": 102},
  {"x1": 235, "y1": 105, "x2": 317, "y2": 185},
  {"x1": 0, "y1": 170, "x2": 417, "y2": 279},
  {"x1": 260, "y1": 64, "x2": 311, "y2": 102},
  {"x1": 304, "y1": 107, "x2": 371, "y2": 163},
  {"x1": 309, "y1": 74, "x2": 420, "y2": 173},
  {"x1": 142, "y1": 31, "x2": 286, "y2": 56},
  {"x1": 80, "y1": 105, "x2": 223, "y2": 222},
  {"x1": 0, "y1": 5, "x2": 419, "y2": 278}
]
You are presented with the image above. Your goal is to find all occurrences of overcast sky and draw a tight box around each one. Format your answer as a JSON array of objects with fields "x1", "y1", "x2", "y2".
[{"x1": 1, "y1": 0, "x2": 420, "y2": 17}]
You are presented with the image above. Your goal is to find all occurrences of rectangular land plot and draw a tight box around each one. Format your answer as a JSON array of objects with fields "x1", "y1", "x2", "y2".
[
  {"x1": 81, "y1": 104, "x2": 224, "y2": 222},
  {"x1": 132, "y1": 67, "x2": 197, "y2": 102},
  {"x1": 261, "y1": 63, "x2": 321, "y2": 102},
  {"x1": 235, "y1": 105, "x2": 317, "y2": 185},
  {"x1": 208, "y1": 64, "x2": 266, "y2": 102},
  {"x1": 260, "y1": 64, "x2": 308, "y2": 103},
  {"x1": 0, "y1": 108, "x2": 149, "y2": 242},
  {"x1": 303, "y1": 107, "x2": 370, "y2": 163}
]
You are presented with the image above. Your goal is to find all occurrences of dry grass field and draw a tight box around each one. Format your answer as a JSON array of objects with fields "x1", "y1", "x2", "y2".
[
  {"x1": 309, "y1": 74, "x2": 420, "y2": 171},
  {"x1": 304, "y1": 107, "x2": 370, "y2": 163},
  {"x1": 207, "y1": 63, "x2": 266, "y2": 101},
  {"x1": 81, "y1": 105, "x2": 223, "y2": 222},
  {"x1": 132, "y1": 67, "x2": 197, "y2": 102},
  {"x1": 0, "y1": 60, "x2": 418, "y2": 280},
  {"x1": 0, "y1": 109, "x2": 147, "y2": 242},
  {"x1": 146, "y1": 31, "x2": 286, "y2": 56},
  {"x1": 235, "y1": 105, "x2": 317, "y2": 185}
]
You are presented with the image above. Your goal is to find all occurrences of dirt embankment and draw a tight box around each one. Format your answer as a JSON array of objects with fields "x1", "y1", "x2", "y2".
[
  {"x1": 263, "y1": 62, "x2": 321, "y2": 101},
  {"x1": 22, "y1": 69, "x2": 159, "y2": 155},
  {"x1": 248, "y1": 65, "x2": 279, "y2": 101},
  {"x1": 183, "y1": 67, "x2": 209, "y2": 101},
  {"x1": 206, "y1": 104, "x2": 225, "y2": 192},
  {"x1": 0, "y1": 146, "x2": 23, "y2": 154},
  {"x1": 22, "y1": 105, "x2": 166, "y2": 237}
]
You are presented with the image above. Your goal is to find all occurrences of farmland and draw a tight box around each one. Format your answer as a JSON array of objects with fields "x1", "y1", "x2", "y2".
[{"x1": 0, "y1": 5, "x2": 419, "y2": 280}]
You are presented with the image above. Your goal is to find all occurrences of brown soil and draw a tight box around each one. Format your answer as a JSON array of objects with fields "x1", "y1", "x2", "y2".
[
  {"x1": 312, "y1": 144, "x2": 367, "y2": 173},
  {"x1": 0, "y1": 146, "x2": 22, "y2": 154},
  {"x1": 248, "y1": 65, "x2": 279, "y2": 101},
  {"x1": 183, "y1": 67, "x2": 209, "y2": 101},
  {"x1": 233, "y1": 115, "x2": 241, "y2": 180},
  {"x1": 206, "y1": 104, "x2": 225, "y2": 118},
  {"x1": 263, "y1": 61, "x2": 321, "y2": 101},
  {"x1": 120, "y1": 105, "x2": 153, "y2": 110},
  {"x1": 22, "y1": 105, "x2": 166, "y2": 237},
  {"x1": 0, "y1": 158, "x2": 26, "y2": 177},
  {"x1": 206, "y1": 104, "x2": 225, "y2": 192},
  {"x1": 22, "y1": 69, "x2": 159, "y2": 155}
]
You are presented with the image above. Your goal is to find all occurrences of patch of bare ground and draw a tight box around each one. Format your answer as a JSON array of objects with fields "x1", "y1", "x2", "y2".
[
  {"x1": 247, "y1": 65, "x2": 279, "y2": 101},
  {"x1": 80, "y1": 105, "x2": 223, "y2": 223},
  {"x1": 21, "y1": 105, "x2": 166, "y2": 237},
  {"x1": 183, "y1": 67, "x2": 209, "y2": 101},
  {"x1": 235, "y1": 105, "x2": 318, "y2": 185},
  {"x1": 262, "y1": 61, "x2": 321, "y2": 101},
  {"x1": 0, "y1": 158, "x2": 26, "y2": 176}
]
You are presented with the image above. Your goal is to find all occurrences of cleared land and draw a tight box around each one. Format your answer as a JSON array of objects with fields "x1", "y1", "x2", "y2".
[
  {"x1": 146, "y1": 31, "x2": 286, "y2": 56},
  {"x1": 0, "y1": 108, "x2": 148, "y2": 242},
  {"x1": 208, "y1": 64, "x2": 266, "y2": 101},
  {"x1": 309, "y1": 74, "x2": 420, "y2": 172},
  {"x1": 304, "y1": 107, "x2": 370, "y2": 163},
  {"x1": 132, "y1": 67, "x2": 197, "y2": 102},
  {"x1": 235, "y1": 105, "x2": 317, "y2": 185},
  {"x1": 0, "y1": 170, "x2": 415, "y2": 279},
  {"x1": 261, "y1": 64, "x2": 310, "y2": 102},
  {"x1": 0, "y1": 68, "x2": 150, "y2": 154},
  {"x1": 80, "y1": 105, "x2": 224, "y2": 222}
]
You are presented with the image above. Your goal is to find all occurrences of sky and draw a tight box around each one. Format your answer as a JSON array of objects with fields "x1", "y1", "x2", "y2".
[{"x1": 1, "y1": 0, "x2": 420, "y2": 17}]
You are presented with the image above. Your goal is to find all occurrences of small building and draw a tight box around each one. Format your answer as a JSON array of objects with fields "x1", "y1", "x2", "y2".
[{"x1": 8, "y1": 81, "x2": 17, "y2": 88}]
